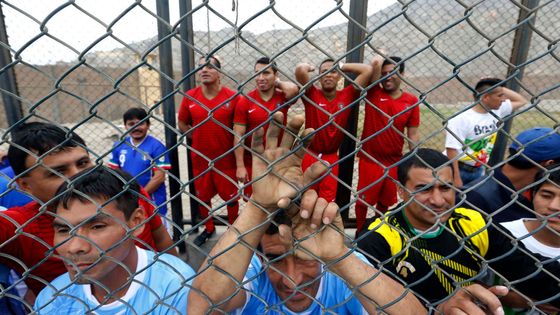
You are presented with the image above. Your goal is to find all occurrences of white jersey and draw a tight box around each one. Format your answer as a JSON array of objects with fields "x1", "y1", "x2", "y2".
[
  {"x1": 501, "y1": 219, "x2": 560, "y2": 258},
  {"x1": 445, "y1": 100, "x2": 512, "y2": 166}
]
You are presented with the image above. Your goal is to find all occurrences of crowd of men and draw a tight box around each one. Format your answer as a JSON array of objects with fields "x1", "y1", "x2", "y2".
[{"x1": 0, "y1": 53, "x2": 559, "y2": 314}]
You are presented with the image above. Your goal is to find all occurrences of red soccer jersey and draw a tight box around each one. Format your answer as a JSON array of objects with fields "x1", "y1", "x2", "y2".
[
  {"x1": 234, "y1": 89, "x2": 290, "y2": 160},
  {"x1": 0, "y1": 196, "x2": 161, "y2": 295},
  {"x1": 303, "y1": 85, "x2": 359, "y2": 153},
  {"x1": 178, "y1": 86, "x2": 238, "y2": 169},
  {"x1": 359, "y1": 86, "x2": 420, "y2": 164}
]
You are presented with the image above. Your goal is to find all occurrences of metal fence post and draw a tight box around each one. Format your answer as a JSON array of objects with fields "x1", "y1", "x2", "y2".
[
  {"x1": 489, "y1": 0, "x2": 539, "y2": 166},
  {"x1": 336, "y1": 0, "x2": 368, "y2": 226},
  {"x1": 0, "y1": 3, "x2": 23, "y2": 127},
  {"x1": 155, "y1": 0, "x2": 186, "y2": 253},
  {"x1": 178, "y1": 0, "x2": 200, "y2": 231}
]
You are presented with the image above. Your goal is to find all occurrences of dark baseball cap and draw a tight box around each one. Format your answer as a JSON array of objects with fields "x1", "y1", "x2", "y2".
[{"x1": 510, "y1": 127, "x2": 560, "y2": 163}]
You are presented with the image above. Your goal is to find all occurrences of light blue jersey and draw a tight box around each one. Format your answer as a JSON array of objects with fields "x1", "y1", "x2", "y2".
[
  {"x1": 236, "y1": 253, "x2": 368, "y2": 315},
  {"x1": 34, "y1": 248, "x2": 194, "y2": 315}
]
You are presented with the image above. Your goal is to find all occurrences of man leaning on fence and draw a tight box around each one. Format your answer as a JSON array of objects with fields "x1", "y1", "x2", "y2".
[
  {"x1": 178, "y1": 55, "x2": 240, "y2": 247},
  {"x1": 33, "y1": 167, "x2": 194, "y2": 314},
  {"x1": 357, "y1": 148, "x2": 560, "y2": 310},
  {"x1": 0, "y1": 122, "x2": 175, "y2": 304},
  {"x1": 187, "y1": 113, "x2": 507, "y2": 315},
  {"x1": 446, "y1": 78, "x2": 528, "y2": 187}
]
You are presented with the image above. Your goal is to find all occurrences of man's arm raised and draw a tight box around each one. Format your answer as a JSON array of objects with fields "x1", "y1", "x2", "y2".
[
  {"x1": 295, "y1": 63, "x2": 314, "y2": 86},
  {"x1": 187, "y1": 112, "x2": 322, "y2": 314},
  {"x1": 339, "y1": 62, "x2": 373, "y2": 90},
  {"x1": 503, "y1": 87, "x2": 528, "y2": 111},
  {"x1": 370, "y1": 54, "x2": 384, "y2": 85},
  {"x1": 275, "y1": 78, "x2": 300, "y2": 101},
  {"x1": 286, "y1": 191, "x2": 425, "y2": 314}
]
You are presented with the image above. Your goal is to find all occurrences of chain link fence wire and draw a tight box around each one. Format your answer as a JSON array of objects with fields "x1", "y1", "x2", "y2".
[{"x1": 0, "y1": 0, "x2": 559, "y2": 313}]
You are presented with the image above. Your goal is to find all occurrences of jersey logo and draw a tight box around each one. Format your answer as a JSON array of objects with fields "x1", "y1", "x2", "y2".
[
  {"x1": 380, "y1": 98, "x2": 389, "y2": 101},
  {"x1": 223, "y1": 102, "x2": 231, "y2": 109},
  {"x1": 159, "y1": 157, "x2": 165, "y2": 163},
  {"x1": 318, "y1": 103, "x2": 327, "y2": 107},
  {"x1": 338, "y1": 103, "x2": 344, "y2": 109},
  {"x1": 248, "y1": 108, "x2": 256, "y2": 114},
  {"x1": 396, "y1": 260, "x2": 416, "y2": 278},
  {"x1": 188, "y1": 104, "x2": 196, "y2": 109}
]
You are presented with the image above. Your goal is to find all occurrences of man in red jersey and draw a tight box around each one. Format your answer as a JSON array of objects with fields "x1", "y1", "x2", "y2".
[
  {"x1": 178, "y1": 56, "x2": 240, "y2": 246},
  {"x1": 0, "y1": 122, "x2": 175, "y2": 301},
  {"x1": 295, "y1": 59, "x2": 372, "y2": 202},
  {"x1": 355, "y1": 55, "x2": 420, "y2": 233},
  {"x1": 233, "y1": 57, "x2": 299, "y2": 199}
]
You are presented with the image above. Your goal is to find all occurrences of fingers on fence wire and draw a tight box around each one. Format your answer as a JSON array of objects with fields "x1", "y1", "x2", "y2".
[
  {"x1": 265, "y1": 112, "x2": 283, "y2": 151},
  {"x1": 299, "y1": 189, "x2": 320, "y2": 221},
  {"x1": 437, "y1": 284, "x2": 507, "y2": 315},
  {"x1": 277, "y1": 223, "x2": 293, "y2": 246},
  {"x1": 279, "y1": 114, "x2": 304, "y2": 150},
  {"x1": 302, "y1": 160, "x2": 328, "y2": 188},
  {"x1": 306, "y1": 192, "x2": 330, "y2": 229},
  {"x1": 251, "y1": 127, "x2": 266, "y2": 156},
  {"x1": 295, "y1": 127, "x2": 315, "y2": 160}
]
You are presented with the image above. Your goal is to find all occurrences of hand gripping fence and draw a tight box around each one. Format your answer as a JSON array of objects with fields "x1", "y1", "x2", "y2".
[{"x1": 0, "y1": 0, "x2": 559, "y2": 314}]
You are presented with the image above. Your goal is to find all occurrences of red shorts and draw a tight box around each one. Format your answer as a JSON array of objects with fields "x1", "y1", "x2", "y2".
[
  {"x1": 191, "y1": 156, "x2": 239, "y2": 203},
  {"x1": 357, "y1": 158, "x2": 398, "y2": 208},
  {"x1": 302, "y1": 151, "x2": 339, "y2": 202}
]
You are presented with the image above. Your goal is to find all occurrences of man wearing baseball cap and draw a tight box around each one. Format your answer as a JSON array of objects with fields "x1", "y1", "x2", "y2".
[{"x1": 462, "y1": 127, "x2": 560, "y2": 222}]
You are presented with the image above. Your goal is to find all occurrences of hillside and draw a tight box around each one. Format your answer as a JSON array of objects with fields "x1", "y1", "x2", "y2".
[{"x1": 80, "y1": 0, "x2": 560, "y2": 79}]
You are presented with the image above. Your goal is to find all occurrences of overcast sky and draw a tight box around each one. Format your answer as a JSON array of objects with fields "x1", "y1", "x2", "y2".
[{"x1": 3, "y1": 0, "x2": 396, "y2": 64}]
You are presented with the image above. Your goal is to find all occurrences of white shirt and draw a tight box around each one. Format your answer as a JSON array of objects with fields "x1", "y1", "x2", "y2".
[{"x1": 445, "y1": 100, "x2": 512, "y2": 166}]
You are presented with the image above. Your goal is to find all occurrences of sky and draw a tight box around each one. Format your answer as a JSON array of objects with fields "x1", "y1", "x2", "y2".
[{"x1": 3, "y1": 0, "x2": 396, "y2": 65}]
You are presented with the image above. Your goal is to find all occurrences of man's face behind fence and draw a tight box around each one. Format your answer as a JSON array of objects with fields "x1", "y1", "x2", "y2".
[
  {"x1": 16, "y1": 146, "x2": 93, "y2": 204},
  {"x1": 260, "y1": 233, "x2": 321, "y2": 312},
  {"x1": 399, "y1": 166, "x2": 455, "y2": 231},
  {"x1": 380, "y1": 63, "x2": 402, "y2": 93},
  {"x1": 124, "y1": 118, "x2": 149, "y2": 142},
  {"x1": 533, "y1": 182, "x2": 560, "y2": 232},
  {"x1": 197, "y1": 57, "x2": 221, "y2": 85},
  {"x1": 481, "y1": 86, "x2": 506, "y2": 110},
  {"x1": 318, "y1": 61, "x2": 341, "y2": 93},
  {"x1": 255, "y1": 62, "x2": 277, "y2": 92},
  {"x1": 53, "y1": 198, "x2": 144, "y2": 286}
]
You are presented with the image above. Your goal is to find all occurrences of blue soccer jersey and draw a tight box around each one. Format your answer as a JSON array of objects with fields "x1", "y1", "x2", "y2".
[
  {"x1": 108, "y1": 135, "x2": 171, "y2": 214},
  {"x1": 0, "y1": 175, "x2": 32, "y2": 208},
  {"x1": 34, "y1": 247, "x2": 194, "y2": 315},
  {"x1": 235, "y1": 254, "x2": 368, "y2": 314}
]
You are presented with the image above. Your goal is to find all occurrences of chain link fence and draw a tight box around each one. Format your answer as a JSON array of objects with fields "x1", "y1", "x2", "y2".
[{"x1": 0, "y1": 0, "x2": 559, "y2": 313}]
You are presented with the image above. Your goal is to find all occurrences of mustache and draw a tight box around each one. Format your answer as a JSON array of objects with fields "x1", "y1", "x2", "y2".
[{"x1": 55, "y1": 253, "x2": 102, "y2": 266}]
